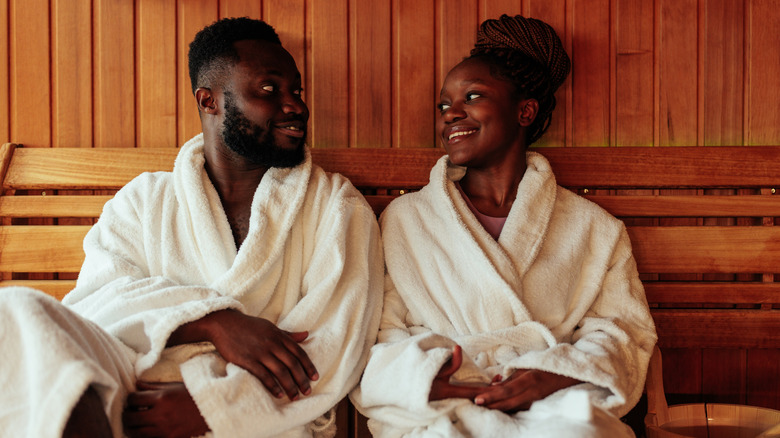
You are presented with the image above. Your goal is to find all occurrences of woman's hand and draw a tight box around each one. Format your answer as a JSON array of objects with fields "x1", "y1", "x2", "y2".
[
  {"x1": 429, "y1": 345, "x2": 488, "y2": 401},
  {"x1": 123, "y1": 381, "x2": 208, "y2": 438},
  {"x1": 474, "y1": 369, "x2": 581, "y2": 413}
]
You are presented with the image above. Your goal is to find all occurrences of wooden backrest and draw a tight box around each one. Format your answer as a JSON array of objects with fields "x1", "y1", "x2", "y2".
[{"x1": 2, "y1": 143, "x2": 780, "y2": 350}]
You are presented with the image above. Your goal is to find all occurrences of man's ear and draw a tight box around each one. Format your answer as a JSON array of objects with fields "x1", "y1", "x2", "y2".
[
  {"x1": 518, "y1": 98, "x2": 539, "y2": 127},
  {"x1": 195, "y1": 88, "x2": 217, "y2": 114}
]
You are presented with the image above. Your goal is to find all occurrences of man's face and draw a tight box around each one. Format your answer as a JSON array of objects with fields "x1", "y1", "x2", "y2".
[{"x1": 220, "y1": 40, "x2": 309, "y2": 168}]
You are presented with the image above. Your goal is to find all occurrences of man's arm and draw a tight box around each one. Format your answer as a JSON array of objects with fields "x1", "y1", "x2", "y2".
[{"x1": 168, "y1": 309, "x2": 318, "y2": 400}]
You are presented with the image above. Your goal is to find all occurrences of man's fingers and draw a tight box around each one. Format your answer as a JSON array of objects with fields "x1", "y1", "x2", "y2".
[
  {"x1": 242, "y1": 361, "x2": 286, "y2": 399},
  {"x1": 437, "y1": 345, "x2": 463, "y2": 378},
  {"x1": 286, "y1": 330, "x2": 309, "y2": 343},
  {"x1": 282, "y1": 336, "x2": 319, "y2": 381}
]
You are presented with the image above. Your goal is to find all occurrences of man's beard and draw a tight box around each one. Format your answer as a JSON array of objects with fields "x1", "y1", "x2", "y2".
[{"x1": 221, "y1": 93, "x2": 306, "y2": 168}]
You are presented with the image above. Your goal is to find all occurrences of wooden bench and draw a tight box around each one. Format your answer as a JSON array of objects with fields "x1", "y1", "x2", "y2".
[{"x1": 3, "y1": 142, "x2": 780, "y2": 435}]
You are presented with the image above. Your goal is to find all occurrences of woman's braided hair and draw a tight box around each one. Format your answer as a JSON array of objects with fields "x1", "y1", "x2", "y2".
[{"x1": 470, "y1": 15, "x2": 570, "y2": 145}]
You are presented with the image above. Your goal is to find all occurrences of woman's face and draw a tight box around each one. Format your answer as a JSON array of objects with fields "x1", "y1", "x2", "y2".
[{"x1": 436, "y1": 58, "x2": 527, "y2": 169}]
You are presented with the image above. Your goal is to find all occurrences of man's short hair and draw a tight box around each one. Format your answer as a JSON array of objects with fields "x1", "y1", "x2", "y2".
[{"x1": 188, "y1": 17, "x2": 282, "y2": 94}]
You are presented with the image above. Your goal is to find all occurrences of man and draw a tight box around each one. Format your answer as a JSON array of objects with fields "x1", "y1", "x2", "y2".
[{"x1": 0, "y1": 17, "x2": 383, "y2": 438}]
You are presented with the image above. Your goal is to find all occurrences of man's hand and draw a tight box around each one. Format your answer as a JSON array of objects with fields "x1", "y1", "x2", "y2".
[
  {"x1": 474, "y1": 369, "x2": 581, "y2": 413},
  {"x1": 429, "y1": 345, "x2": 488, "y2": 401},
  {"x1": 169, "y1": 309, "x2": 319, "y2": 400},
  {"x1": 123, "y1": 381, "x2": 208, "y2": 438}
]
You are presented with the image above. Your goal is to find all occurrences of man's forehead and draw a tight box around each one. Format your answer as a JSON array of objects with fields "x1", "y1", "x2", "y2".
[{"x1": 233, "y1": 40, "x2": 298, "y2": 73}]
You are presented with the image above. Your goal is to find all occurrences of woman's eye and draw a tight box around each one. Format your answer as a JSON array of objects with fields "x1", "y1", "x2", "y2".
[
  {"x1": 293, "y1": 88, "x2": 303, "y2": 96},
  {"x1": 466, "y1": 92, "x2": 481, "y2": 101},
  {"x1": 261, "y1": 84, "x2": 276, "y2": 93},
  {"x1": 437, "y1": 103, "x2": 451, "y2": 111}
]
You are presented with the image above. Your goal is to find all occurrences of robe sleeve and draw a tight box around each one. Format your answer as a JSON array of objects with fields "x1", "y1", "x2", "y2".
[
  {"x1": 180, "y1": 185, "x2": 385, "y2": 438},
  {"x1": 351, "y1": 274, "x2": 464, "y2": 424},
  {"x1": 505, "y1": 227, "x2": 657, "y2": 417},
  {"x1": 63, "y1": 175, "x2": 243, "y2": 375}
]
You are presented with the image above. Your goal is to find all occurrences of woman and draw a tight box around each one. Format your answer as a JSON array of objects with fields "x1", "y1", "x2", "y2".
[{"x1": 351, "y1": 14, "x2": 657, "y2": 438}]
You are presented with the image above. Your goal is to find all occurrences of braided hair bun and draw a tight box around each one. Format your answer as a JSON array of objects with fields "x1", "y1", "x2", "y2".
[{"x1": 470, "y1": 15, "x2": 570, "y2": 145}]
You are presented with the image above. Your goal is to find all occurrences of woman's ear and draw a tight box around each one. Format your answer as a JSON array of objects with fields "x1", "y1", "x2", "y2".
[
  {"x1": 518, "y1": 98, "x2": 539, "y2": 127},
  {"x1": 195, "y1": 88, "x2": 217, "y2": 114}
]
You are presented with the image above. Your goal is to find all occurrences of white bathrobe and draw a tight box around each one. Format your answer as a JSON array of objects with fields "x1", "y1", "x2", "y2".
[
  {"x1": 0, "y1": 134, "x2": 383, "y2": 438},
  {"x1": 351, "y1": 153, "x2": 657, "y2": 437}
]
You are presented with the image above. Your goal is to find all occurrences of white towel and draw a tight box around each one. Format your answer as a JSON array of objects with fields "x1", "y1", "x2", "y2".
[
  {"x1": 58, "y1": 134, "x2": 384, "y2": 437},
  {"x1": 352, "y1": 153, "x2": 656, "y2": 437}
]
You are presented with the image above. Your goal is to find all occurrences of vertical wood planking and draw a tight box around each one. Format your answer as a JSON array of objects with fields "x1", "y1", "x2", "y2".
[
  {"x1": 657, "y1": 0, "x2": 697, "y2": 146},
  {"x1": 746, "y1": 349, "x2": 780, "y2": 409},
  {"x1": 52, "y1": 0, "x2": 92, "y2": 148},
  {"x1": 265, "y1": 0, "x2": 306, "y2": 85},
  {"x1": 747, "y1": 0, "x2": 780, "y2": 145},
  {"x1": 436, "y1": 0, "x2": 478, "y2": 97},
  {"x1": 480, "y1": 0, "x2": 525, "y2": 21},
  {"x1": 614, "y1": 0, "x2": 653, "y2": 146},
  {"x1": 702, "y1": 349, "x2": 747, "y2": 404},
  {"x1": 9, "y1": 0, "x2": 50, "y2": 147},
  {"x1": 177, "y1": 0, "x2": 218, "y2": 145},
  {"x1": 308, "y1": 0, "x2": 349, "y2": 148},
  {"x1": 0, "y1": 0, "x2": 8, "y2": 144},
  {"x1": 702, "y1": 0, "x2": 743, "y2": 146},
  {"x1": 350, "y1": 0, "x2": 391, "y2": 149},
  {"x1": 527, "y1": 0, "x2": 569, "y2": 147},
  {"x1": 94, "y1": 0, "x2": 135, "y2": 148},
  {"x1": 662, "y1": 349, "x2": 702, "y2": 401},
  {"x1": 394, "y1": 0, "x2": 436, "y2": 148},
  {"x1": 220, "y1": 0, "x2": 262, "y2": 20},
  {"x1": 136, "y1": 0, "x2": 176, "y2": 148},
  {"x1": 572, "y1": 0, "x2": 610, "y2": 146}
]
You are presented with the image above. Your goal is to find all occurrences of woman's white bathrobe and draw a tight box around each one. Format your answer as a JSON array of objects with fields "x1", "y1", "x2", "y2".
[
  {"x1": 0, "y1": 134, "x2": 383, "y2": 438},
  {"x1": 351, "y1": 153, "x2": 657, "y2": 437}
]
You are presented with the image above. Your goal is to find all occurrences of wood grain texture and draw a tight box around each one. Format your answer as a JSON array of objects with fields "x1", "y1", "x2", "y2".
[
  {"x1": 614, "y1": 0, "x2": 654, "y2": 146},
  {"x1": 0, "y1": 0, "x2": 9, "y2": 143},
  {"x1": 572, "y1": 0, "x2": 610, "y2": 146},
  {"x1": 0, "y1": 225, "x2": 88, "y2": 272},
  {"x1": 351, "y1": 0, "x2": 391, "y2": 149},
  {"x1": 219, "y1": 0, "x2": 262, "y2": 20},
  {"x1": 177, "y1": 0, "x2": 218, "y2": 145},
  {"x1": 703, "y1": 0, "x2": 744, "y2": 146},
  {"x1": 394, "y1": 0, "x2": 436, "y2": 148},
  {"x1": 747, "y1": 0, "x2": 780, "y2": 145},
  {"x1": 10, "y1": 0, "x2": 50, "y2": 147},
  {"x1": 52, "y1": 0, "x2": 92, "y2": 148},
  {"x1": 136, "y1": 0, "x2": 177, "y2": 148},
  {"x1": 308, "y1": 0, "x2": 349, "y2": 148},
  {"x1": 94, "y1": 0, "x2": 135, "y2": 148}
]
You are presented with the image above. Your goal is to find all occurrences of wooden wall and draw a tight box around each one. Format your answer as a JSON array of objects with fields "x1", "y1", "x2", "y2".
[{"x1": 2, "y1": 0, "x2": 780, "y2": 413}]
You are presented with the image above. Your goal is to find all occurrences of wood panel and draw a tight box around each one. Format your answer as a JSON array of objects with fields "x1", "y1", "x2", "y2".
[
  {"x1": 52, "y1": 0, "x2": 92, "y2": 149},
  {"x1": 572, "y1": 0, "x2": 610, "y2": 146},
  {"x1": 658, "y1": 0, "x2": 697, "y2": 146},
  {"x1": 177, "y1": 0, "x2": 218, "y2": 145},
  {"x1": 10, "y1": 0, "x2": 49, "y2": 148},
  {"x1": 220, "y1": 0, "x2": 262, "y2": 20},
  {"x1": 527, "y1": 0, "x2": 568, "y2": 147},
  {"x1": 748, "y1": 0, "x2": 780, "y2": 145},
  {"x1": 136, "y1": 0, "x2": 177, "y2": 148},
  {"x1": 703, "y1": 0, "x2": 744, "y2": 146},
  {"x1": 94, "y1": 0, "x2": 135, "y2": 148},
  {"x1": 437, "y1": 0, "x2": 478, "y2": 96},
  {"x1": 614, "y1": 0, "x2": 654, "y2": 146},
  {"x1": 350, "y1": 0, "x2": 391, "y2": 149},
  {"x1": 264, "y1": 0, "x2": 306, "y2": 90},
  {"x1": 0, "y1": 225, "x2": 88, "y2": 272},
  {"x1": 308, "y1": 0, "x2": 349, "y2": 148},
  {"x1": 0, "y1": 0, "x2": 8, "y2": 144},
  {"x1": 394, "y1": 0, "x2": 436, "y2": 148}
]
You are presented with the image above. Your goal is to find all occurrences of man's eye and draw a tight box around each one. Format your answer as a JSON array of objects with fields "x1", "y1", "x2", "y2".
[
  {"x1": 293, "y1": 88, "x2": 303, "y2": 96},
  {"x1": 262, "y1": 84, "x2": 276, "y2": 93},
  {"x1": 437, "y1": 103, "x2": 451, "y2": 111},
  {"x1": 466, "y1": 92, "x2": 481, "y2": 101}
]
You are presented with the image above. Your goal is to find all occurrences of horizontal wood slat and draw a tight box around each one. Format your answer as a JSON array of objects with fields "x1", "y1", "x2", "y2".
[
  {"x1": 0, "y1": 280, "x2": 74, "y2": 300},
  {"x1": 587, "y1": 195, "x2": 780, "y2": 217},
  {"x1": 0, "y1": 225, "x2": 88, "y2": 272},
  {"x1": 652, "y1": 309, "x2": 780, "y2": 349},
  {"x1": 628, "y1": 226, "x2": 780, "y2": 273},
  {"x1": 644, "y1": 282, "x2": 780, "y2": 304},
  {"x1": 0, "y1": 195, "x2": 111, "y2": 217}
]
